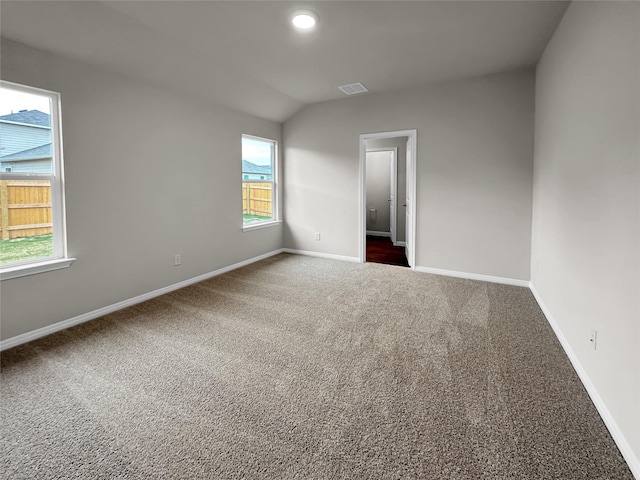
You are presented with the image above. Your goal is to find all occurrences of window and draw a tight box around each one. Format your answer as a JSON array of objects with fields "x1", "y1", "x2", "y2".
[
  {"x1": 0, "y1": 81, "x2": 73, "y2": 280},
  {"x1": 242, "y1": 134, "x2": 278, "y2": 229}
]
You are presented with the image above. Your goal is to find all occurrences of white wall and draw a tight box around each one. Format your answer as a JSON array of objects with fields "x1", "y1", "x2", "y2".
[
  {"x1": 531, "y1": 1, "x2": 640, "y2": 472},
  {"x1": 0, "y1": 39, "x2": 283, "y2": 341},
  {"x1": 366, "y1": 151, "x2": 392, "y2": 233},
  {"x1": 283, "y1": 70, "x2": 534, "y2": 280}
]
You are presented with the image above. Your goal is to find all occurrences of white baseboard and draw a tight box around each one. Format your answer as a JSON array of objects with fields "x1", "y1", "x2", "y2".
[
  {"x1": 529, "y1": 283, "x2": 639, "y2": 479},
  {"x1": 282, "y1": 248, "x2": 360, "y2": 263},
  {"x1": 395, "y1": 241, "x2": 406, "y2": 247},
  {"x1": 0, "y1": 249, "x2": 286, "y2": 352},
  {"x1": 366, "y1": 230, "x2": 391, "y2": 237},
  {"x1": 414, "y1": 265, "x2": 530, "y2": 287}
]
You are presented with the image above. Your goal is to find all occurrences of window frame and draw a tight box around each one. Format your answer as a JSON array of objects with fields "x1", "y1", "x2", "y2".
[
  {"x1": 241, "y1": 134, "x2": 280, "y2": 232},
  {"x1": 0, "y1": 80, "x2": 74, "y2": 280}
]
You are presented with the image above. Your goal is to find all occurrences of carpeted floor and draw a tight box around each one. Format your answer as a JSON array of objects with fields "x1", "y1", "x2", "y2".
[{"x1": 0, "y1": 253, "x2": 633, "y2": 479}]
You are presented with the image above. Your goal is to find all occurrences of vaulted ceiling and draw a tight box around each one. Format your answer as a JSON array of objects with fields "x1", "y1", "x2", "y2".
[{"x1": 1, "y1": 1, "x2": 569, "y2": 122}]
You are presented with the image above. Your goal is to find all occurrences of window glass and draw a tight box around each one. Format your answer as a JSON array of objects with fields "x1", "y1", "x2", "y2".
[
  {"x1": 0, "y1": 89, "x2": 54, "y2": 174},
  {"x1": 242, "y1": 135, "x2": 276, "y2": 226},
  {"x1": 0, "y1": 81, "x2": 67, "y2": 273}
]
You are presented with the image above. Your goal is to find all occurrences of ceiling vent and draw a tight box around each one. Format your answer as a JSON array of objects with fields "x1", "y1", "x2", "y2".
[{"x1": 338, "y1": 83, "x2": 368, "y2": 95}]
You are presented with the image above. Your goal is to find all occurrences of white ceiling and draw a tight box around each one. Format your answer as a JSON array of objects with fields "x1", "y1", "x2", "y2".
[{"x1": 1, "y1": 1, "x2": 569, "y2": 123}]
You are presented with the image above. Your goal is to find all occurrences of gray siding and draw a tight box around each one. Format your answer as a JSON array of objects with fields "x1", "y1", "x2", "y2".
[
  {"x1": 0, "y1": 159, "x2": 51, "y2": 173},
  {"x1": 0, "y1": 122, "x2": 51, "y2": 157}
]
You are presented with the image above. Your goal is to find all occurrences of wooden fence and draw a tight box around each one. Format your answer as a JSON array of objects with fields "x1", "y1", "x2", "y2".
[
  {"x1": 0, "y1": 180, "x2": 52, "y2": 240},
  {"x1": 242, "y1": 182, "x2": 273, "y2": 218}
]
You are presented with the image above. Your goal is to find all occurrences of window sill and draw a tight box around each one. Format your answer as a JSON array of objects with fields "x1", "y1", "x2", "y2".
[
  {"x1": 242, "y1": 220, "x2": 282, "y2": 232},
  {"x1": 1, "y1": 257, "x2": 76, "y2": 281}
]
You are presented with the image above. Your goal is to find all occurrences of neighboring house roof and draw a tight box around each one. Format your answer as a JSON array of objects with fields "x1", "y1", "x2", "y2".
[
  {"x1": 0, "y1": 143, "x2": 52, "y2": 161},
  {"x1": 242, "y1": 159, "x2": 271, "y2": 175},
  {"x1": 0, "y1": 110, "x2": 51, "y2": 127}
]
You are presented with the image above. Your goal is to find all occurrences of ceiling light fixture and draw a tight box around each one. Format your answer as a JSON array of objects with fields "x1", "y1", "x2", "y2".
[{"x1": 291, "y1": 10, "x2": 318, "y2": 30}]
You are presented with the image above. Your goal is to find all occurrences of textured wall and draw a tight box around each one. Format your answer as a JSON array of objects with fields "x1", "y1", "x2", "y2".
[
  {"x1": 283, "y1": 70, "x2": 535, "y2": 280},
  {"x1": 531, "y1": 1, "x2": 640, "y2": 468},
  {"x1": 0, "y1": 38, "x2": 282, "y2": 341}
]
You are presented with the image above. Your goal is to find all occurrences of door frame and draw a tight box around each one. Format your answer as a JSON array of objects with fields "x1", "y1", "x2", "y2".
[
  {"x1": 359, "y1": 129, "x2": 417, "y2": 268},
  {"x1": 365, "y1": 147, "x2": 397, "y2": 243}
]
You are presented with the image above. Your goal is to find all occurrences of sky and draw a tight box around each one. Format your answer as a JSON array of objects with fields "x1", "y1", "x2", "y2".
[
  {"x1": 242, "y1": 137, "x2": 273, "y2": 166},
  {"x1": 0, "y1": 86, "x2": 51, "y2": 116}
]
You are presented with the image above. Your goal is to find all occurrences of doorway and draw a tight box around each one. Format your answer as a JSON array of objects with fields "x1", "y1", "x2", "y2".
[
  {"x1": 365, "y1": 147, "x2": 408, "y2": 267},
  {"x1": 359, "y1": 129, "x2": 417, "y2": 268}
]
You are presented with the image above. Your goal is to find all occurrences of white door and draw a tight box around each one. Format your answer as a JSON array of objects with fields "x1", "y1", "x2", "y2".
[
  {"x1": 405, "y1": 138, "x2": 413, "y2": 267},
  {"x1": 389, "y1": 152, "x2": 397, "y2": 245}
]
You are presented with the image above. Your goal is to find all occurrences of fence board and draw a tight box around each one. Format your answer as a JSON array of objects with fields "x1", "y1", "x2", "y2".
[
  {"x1": 0, "y1": 180, "x2": 52, "y2": 240},
  {"x1": 242, "y1": 182, "x2": 273, "y2": 217}
]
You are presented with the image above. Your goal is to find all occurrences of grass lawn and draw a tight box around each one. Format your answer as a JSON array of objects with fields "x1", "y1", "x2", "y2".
[
  {"x1": 243, "y1": 214, "x2": 272, "y2": 224},
  {"x1": 0, "y1": 234, "x2": 54, "y2": 265}
]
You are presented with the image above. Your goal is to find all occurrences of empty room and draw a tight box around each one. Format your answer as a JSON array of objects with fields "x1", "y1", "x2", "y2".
[{"x1": 1, "y1": 1, "x2": 638, "y2": 478}]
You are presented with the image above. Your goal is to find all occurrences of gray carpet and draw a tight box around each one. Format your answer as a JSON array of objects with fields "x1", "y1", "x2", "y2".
[{"x1": 1, "y1": 253, "x2": 633, "y2": 479}]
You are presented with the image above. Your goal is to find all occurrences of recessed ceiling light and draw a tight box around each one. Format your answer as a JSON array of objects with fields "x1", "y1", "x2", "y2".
[{"x1": 291, "y1": 10, "x2": 318, "y2": 30}]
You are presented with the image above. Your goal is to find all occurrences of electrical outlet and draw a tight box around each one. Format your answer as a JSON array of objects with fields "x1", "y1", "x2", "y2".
[
  {"x1": 174, "y1": 254, "x2": 182, "y2": 266},
  {"x1": 315, "y1": 233, "x2": 321, "y2": 241},
  {"x1": 589, "y1": 329, "x2": 597, "y2": 350}
]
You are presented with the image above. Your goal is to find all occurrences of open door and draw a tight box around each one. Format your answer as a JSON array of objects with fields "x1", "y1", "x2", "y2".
[
  {"x1": 405, "y1": 138, "x2": 413, "y2": 267},
  {"x1": 389, "y1": 150, "x2": 397, "y2": 245}
]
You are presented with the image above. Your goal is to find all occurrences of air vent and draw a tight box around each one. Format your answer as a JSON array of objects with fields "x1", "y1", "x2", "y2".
[{"x1": 338, "y1": 83, "x2": 368, "y2": 95}]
